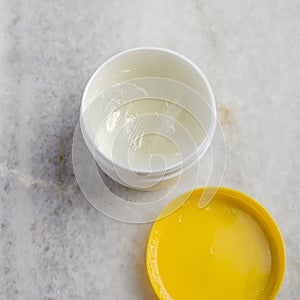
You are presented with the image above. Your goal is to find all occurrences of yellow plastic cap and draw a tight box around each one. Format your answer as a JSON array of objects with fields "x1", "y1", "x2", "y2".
[{"x1": 146, "y1": 187, "x2": 285, "y2": 300}]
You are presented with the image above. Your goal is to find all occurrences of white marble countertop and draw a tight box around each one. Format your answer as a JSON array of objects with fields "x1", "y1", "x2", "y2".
[{"x1": 0, "y1": 0, "x2": 299, "y2": 299}]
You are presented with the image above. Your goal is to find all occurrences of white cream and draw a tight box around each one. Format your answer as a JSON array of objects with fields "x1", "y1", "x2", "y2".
[{"x1": 96, "y1": 98, "x2": 204, "y2": 171}]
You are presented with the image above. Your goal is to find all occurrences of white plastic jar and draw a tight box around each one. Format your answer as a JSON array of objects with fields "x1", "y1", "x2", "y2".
[{"x1": 80, "y1": 47, "x2": 216, "y2": 190}]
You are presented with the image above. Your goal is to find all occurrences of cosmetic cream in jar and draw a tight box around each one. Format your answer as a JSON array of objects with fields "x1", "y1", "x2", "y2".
[{"x1": 80, "y1": 47, "x2": 216, "y2": 190}]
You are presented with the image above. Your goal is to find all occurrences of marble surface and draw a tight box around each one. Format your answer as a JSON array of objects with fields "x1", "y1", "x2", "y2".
[{"x1": 0, "y1": 0, "x2": 299, "y2": 299}]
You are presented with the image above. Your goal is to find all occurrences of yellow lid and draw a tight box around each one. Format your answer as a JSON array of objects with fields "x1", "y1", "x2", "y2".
[{"x1": 146, "y1": 187, "x2": 285, "y2": 300}]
